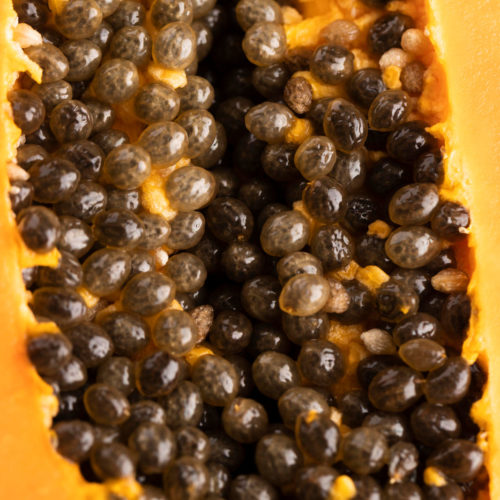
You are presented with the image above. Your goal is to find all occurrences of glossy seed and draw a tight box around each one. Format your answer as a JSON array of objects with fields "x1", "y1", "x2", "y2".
[
  {"x1": 153, "y1": 309, "x2": 198, "y2": 356},
  {"x1": 399, "y1": 339, "x2": 446, "y2": 372},
  {"x1": 260, "y1": 210, "x2": 310, "y2": 257},
  {"x1": 411, "y1": 403, "x2": 461, "y2": 447},
  {"x1": 368, "y1": 89, "x2": 411, "y2": 131},
  {"x1": 153, "y1": 22, "x2": 197, "y2": 69},
  {"x1": 103, "y1": 144, "x2": 151, "y2": 190},
  {"x1": 427, "y1": 439, "x2": 483, "y2": 482},
  {"x1": 368, "y1": 366, "x2": 423, "y2": 412},
  {"x1": 311, "y1": 44, "x2": 354, "y2": 84},
  {"x1": 255, "y1": 434, "x2": 303, "y2": 486},
  {"x1": 121, "y1": 272, "x2": 176, "y2": 316},
  {"x1": 84, "y1": 383, "x2": 131, "y2": 426},
  {"x1": 192, "y1": 355, "x2": 239, "y2": 406},
  {"x1": 389, "y1": 183, "x2": 440, "y2": 225},
  {"x1": 385, "y1": 226, "x2": 441, "y2": 269},
  {"x1": 279, "y1": 274, "x2": 330, "y2": 316},
  {"x1": 294, "y1": 135, "x2": 337, "y2": 180},
  {"x1": 342, "y1": 427, "x2": 388, "y2": 474},
  {"x1": 424, "y1": 357, "x2": 471, "y2": 405},
  {"x1": 242, "y1": 22, "x2": 287, "y2": 67},
  {"x1": 323, "y1": 98, "x2": 368, "y2": 153},
  {"x1": 222, "y1": 397, "x2": 268, "y2": 443},
  {"x1": 245, "y1": 102, "x2": 295, "y2": 143},
  {"x1": 388, "y1": 441, "x2": 418, "y2": 482}
]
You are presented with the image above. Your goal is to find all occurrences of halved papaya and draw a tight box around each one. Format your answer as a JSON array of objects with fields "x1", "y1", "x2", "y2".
[{"x1": 0, "y1": 0, "x2": 498, "y2": 498}]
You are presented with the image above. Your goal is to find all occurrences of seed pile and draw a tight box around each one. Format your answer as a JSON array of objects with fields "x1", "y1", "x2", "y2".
[{"x1": 11, "y1": 0, "x2": 487, "y2": 498}]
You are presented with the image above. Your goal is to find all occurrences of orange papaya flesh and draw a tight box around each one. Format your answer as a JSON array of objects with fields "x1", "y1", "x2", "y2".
[
  {"x1": 0, "y1": 0, "x2": 498, "y2": 499},
  {"x1": 427, "y1": 1, "x2": 500, "y2": 498}
]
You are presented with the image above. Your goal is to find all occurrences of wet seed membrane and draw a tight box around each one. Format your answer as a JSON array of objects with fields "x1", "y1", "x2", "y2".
[{"x1": 12, "y1": 0, "x2": 487, "y2": 498}]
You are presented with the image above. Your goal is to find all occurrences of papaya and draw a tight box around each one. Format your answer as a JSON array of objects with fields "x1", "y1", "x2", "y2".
[{"x1": 0, "y1": 0, "x2": 499, "y2": 498}]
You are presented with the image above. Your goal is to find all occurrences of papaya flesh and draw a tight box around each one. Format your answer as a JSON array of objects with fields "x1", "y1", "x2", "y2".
[{"x1": 0, "y1": 0, "x2": 499, "y2": 498}]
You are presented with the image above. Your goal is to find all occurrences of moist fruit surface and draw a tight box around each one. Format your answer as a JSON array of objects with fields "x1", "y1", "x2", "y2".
[{"x1": 1, "y1": 0, "x2": 498, "y2": 498}]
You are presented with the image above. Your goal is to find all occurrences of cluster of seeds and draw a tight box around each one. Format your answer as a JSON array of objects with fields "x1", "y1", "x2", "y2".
[{"x1": 12, "y1": 0, "x2": 487, "y2": 498}]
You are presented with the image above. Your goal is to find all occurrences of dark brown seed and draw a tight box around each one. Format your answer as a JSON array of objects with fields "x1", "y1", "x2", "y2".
[
  {"x1": 98, "y1": 311, "x2": 150, "y2": 357},
  {"x1": 278, "y1": 386, "x2": 329, "y2": 429},
  {"x1": 109, "y1": 26, "x2": 152, "y2": 67},
  {"x1": 341, "y1": 427, "x2": 388, "y2": 474},
  {"x1": 90, "y1": 442, "x2": 137, "y2": 480},
  {"x1": 150, "y1": 0, "x2": 193, "y2": 28},
  {"x1": 82, "y1": 248, "x2": 131, "y2": 297},
  {"x1": 54, "y1": 420, "x2": 95, "y2": 463},
  {"x1": 32, "y1": 287, "x2": 88, "y2": 327},
  {"x1": 367, "y1": 12, "x2": 414, "y2": 55},
  {"x1": 160, "y1": 380, "x2": 204, "y2": 429},
  {"x1": 96, "y1": 357, "x2": 135, "y2": 396},
  {"x1": 163, "y1": 457, "x2": 209, "y2": 500},
  {"x1": 121, "y1": 272, "x2": 176, "y2": 316},
  {"x1": 14, "y1": 0, "x2": 49, "y2": 28},
  {"x1": 368, "y1": 366, "x2": 424, "y2": 412},
  {"x1": 84, "y1": 383, "x2": 130, "y2": 426},
  {"x1": 27, "y1": 333, "x2": 72, "y2": 376},
  {"x1": 92, "y1": 58, "x2": 139, "y2": 104},
  {"x1": 311, "y1": 44, "x2": 354, "y2": 84},
  {"x1": 255, "y1": 434, "x2": 303, "y2": 486},
  {"x1": 87, "y1": 21, "x2": 114, "y2": 50},
  {"x1": 295, "y1": 411, "x2": 340, "y2": 465},
  {"x1": 192, "y1": 355, "x2": 239, "y2": 407},
  {"x1": 252, "y1": 351, "x2": 300, "y2": 399},
  {"x1": 54, "y1": 356, "x2": 88, "y2": 391},
  {"x1": 222, "y1": 397, "x2": 268, "y2": 443},
  {"x1": 25, "y1": 43, "x2": 69, "y2": 83},
  {"x1": 411, "y1": 403, "x2": 461, "y2": 447},
  {"x1": 153, "y1": 309, "x2": 198, "y2": 356},
  {"x1": 49, "y1": 100, "x2": 93, "y2": 143},
  {"x1": 8, "y1": 89, "x2": 45, "y2": 135},
  {"x1": 18, "y1": 206, "x2": 60, "y2": 253},
  {"x1": 241, "y1": 275, "x2": 281, "y2": 323},
  {"x1": 176, "y1": 426, "x2": 210, "y2": 462},
  {"x1": 302, "y1": 176, "x2": 345, "y2": 224},
  {"x1": 244, "y1": 101, "x2": 294, "y2": 143},
  {"x1": 297, "y1": 339, "x2": 344, "y2": 386},
  {"x1": 424, "y1": 356, "x2": 471, "y2": 405},
  {"x1": 294, "y1": 135, "x2": 337, "y2": 180},
  {"x1": 107, "y1": 0, "x2": 145, "y2": 30},
  {"x1": 387, "y1": 441, "x2": 418, "y2": 482},
  {"x1": 64, "y1": 322, "x2": 113, "y2": 368},
  {"x1": 129, "y1": 422, "x2": 177, "y2": 474},
  {"x1": 134, "y1": 82, "x2": 180, "y2": 124},
  {"x1": 120, "y1": 400, "x2": 167, "y2": 439},
  {"x1": 282, "y1": 311, "x2": 329, "y2": 345},
  {"x1": 61, "y1": 40, "x2": 102, "y2": 81},
  {"x1": 323, "y1": 98, "x2": 367, "y2": 152},
  {"x1": 427, "y1": 439, "x2": 484, "y2": 482},
  {"x1": 385, "y1": 226, "x2": 441, "y2": 269},
  {"x1": 55, "y1": 0, "x2": 103, "y2": 40},
  {"x1": 137, "y1": 121, "x2": 188, "y2": 167},
  {"x1": 29, "y1": 158, "x2": 80, "y2": 204},
  {"x1": 136, "y1": 351, "x2": 185, "y2": 398},
  {"x1": 277, "y1": 252, "x2": 323, "y2": 285}
]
